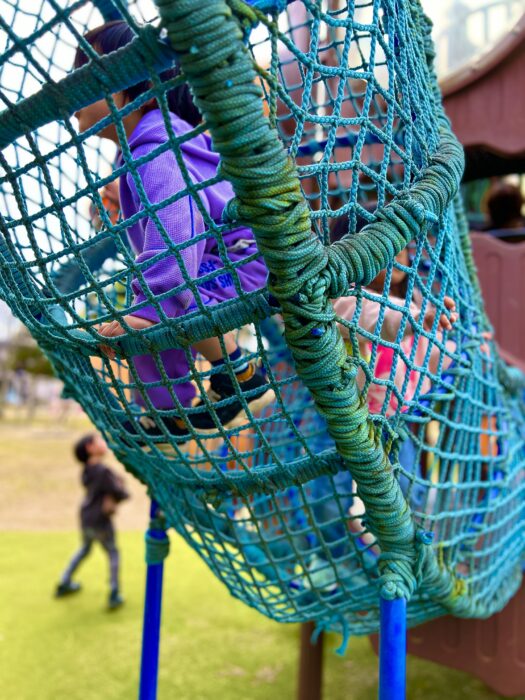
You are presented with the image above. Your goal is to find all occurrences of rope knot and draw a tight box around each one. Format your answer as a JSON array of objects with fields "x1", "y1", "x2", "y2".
[
  {"x1": 416, "y1": 529, "x2": 434, "y2": 546},
  {"x1": 380, "y1": 580, "x2": 399, "y2": 600}
]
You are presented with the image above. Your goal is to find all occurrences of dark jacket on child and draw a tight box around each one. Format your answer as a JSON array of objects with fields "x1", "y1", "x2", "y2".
[{"x1": 80, "y1": 463, "x2": 129, "y2": 529}]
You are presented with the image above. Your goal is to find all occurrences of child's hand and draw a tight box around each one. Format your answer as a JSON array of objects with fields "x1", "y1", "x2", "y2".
[
  {"x1": 102, "y1": 181, "x2": 120, "y2": 224},
  {"x1": 97, "y1": 315, "x2": 155, "y2": 359},
  {"x1": 91, "y1": 181, "x2": 120, "y2": 230},
  {"x1": 423, "y1": 296, "x2": 458, "y2": 332},
  {"x1": 480, "y1": 330, "x2": 493, "y2": 356},
  {"x1": 102, "y1": 494, "x2": 118, "y2": 517},
  {"x1": 103, "y1": 180, "x2": 120, "y2": 210}
]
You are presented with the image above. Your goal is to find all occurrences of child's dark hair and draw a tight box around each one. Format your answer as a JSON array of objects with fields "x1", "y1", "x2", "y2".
[
  {"x1": 487, "y1": 182, "x2": 524, "y2": 229},
  {"x1": 74, "y1": 20, "x2": 201, "y2": 127},
  {"x1": 74, "y1": 434, "x2": 95, "y2": 464}
]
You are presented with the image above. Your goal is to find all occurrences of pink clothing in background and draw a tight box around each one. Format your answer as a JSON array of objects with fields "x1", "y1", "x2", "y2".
[{"x1": 333, "y1": 290, "x2": 453, "y2": 416}]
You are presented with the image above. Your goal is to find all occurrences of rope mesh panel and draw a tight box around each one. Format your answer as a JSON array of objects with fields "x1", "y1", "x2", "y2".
[{"x1": 0, "y1": 0, "x2": 524, "y2": 639}]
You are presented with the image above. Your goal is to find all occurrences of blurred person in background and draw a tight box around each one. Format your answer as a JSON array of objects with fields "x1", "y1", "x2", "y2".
[{"x1": 55, "y1": 433, "x2": 129, "y2": 610}]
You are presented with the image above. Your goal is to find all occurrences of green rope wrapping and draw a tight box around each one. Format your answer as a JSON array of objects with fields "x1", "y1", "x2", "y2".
[{"x1": 155, "y1": 0, "x2": 465, "y2": 602}]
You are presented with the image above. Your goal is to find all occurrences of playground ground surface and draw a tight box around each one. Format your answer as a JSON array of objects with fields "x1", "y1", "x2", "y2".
[{"x1": 0, "y1": 409, "x2": 520, "y2": 699}]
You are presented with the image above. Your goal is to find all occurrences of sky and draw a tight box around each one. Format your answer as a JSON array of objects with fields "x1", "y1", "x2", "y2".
[
  {"x1": 0, "y1": 300, "x2": 20, "y2": 341},
  {"x1": 421, "y1": 0, "x2": 525, "y2": 75}
]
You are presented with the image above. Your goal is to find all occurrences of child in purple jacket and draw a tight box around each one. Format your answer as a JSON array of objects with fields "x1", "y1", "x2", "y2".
[{"x1": 74, "y1": 21, "x2": 273, "y2": 438}]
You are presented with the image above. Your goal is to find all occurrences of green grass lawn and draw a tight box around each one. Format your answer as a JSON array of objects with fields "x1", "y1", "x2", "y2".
[
  {"x1": 1, "y1": 530, "x2": 521, "y2": 700},
  {"x1": 0, "y1": 411, "x2": 522, "y2": 699}
]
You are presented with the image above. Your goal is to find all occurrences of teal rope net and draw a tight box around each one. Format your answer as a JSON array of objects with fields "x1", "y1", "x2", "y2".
[{"x1": 1, "y1": 0, "x2": 524, "y2": 641}]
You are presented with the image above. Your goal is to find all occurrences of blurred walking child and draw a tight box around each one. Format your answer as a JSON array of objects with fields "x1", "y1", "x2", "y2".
[{"x1": 55, "y1": 433, "x2": 130, "y2": 609}]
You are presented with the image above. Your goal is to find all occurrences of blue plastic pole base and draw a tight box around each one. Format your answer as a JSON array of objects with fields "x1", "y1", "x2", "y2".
[
  {"x1": 139, "y1": 501, "x2": 168, "y2": 700},
  {"x1": 378, "y1": 597, "x2": 407, "y2": 700}
]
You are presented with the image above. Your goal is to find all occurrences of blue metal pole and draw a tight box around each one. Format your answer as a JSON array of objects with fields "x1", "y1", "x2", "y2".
[
  {"x1": 139, "y1": 501, "x2": 168, "y2": 700},
  {"x1": 243, "y1": 0, "x2": 294, "y2": 10},
  {"x1": 378, "y1": 597, "x2": 407, "y2": 700}
]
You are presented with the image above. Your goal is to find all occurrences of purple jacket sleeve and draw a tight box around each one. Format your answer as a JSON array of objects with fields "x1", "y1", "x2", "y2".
[{"x1": 126, "y1": 146, "x2": 206, "y2": 323}]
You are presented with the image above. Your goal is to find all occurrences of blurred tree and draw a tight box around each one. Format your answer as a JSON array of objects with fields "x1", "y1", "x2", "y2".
[{"x1": 6, "y1": 328, "x2": 53, "y2": 376}]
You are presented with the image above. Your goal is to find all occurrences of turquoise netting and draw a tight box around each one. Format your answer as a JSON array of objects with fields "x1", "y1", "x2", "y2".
[{"x1": 1, "y1": 0, "x2": 524, "y2": 641}]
